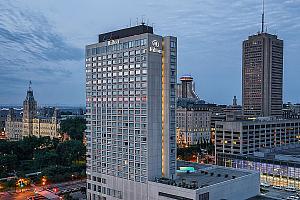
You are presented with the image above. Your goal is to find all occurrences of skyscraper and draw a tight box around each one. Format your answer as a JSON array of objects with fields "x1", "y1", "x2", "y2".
[
  {"x1": 85, "y1": 24, "x2": 177, "y2": 200},
  {"x1": 242, "y1": 4, "x2": 283, "y2": 117}
]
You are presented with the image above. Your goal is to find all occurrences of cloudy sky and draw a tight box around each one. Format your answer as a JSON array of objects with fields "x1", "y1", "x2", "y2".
[{"x1": 0, "y1": 0, "x2": 299, "y2": 106}]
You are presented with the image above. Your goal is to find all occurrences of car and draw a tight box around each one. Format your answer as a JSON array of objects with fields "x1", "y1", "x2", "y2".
[
  {"x1": 272, "y1": 185, "x2": 283, "y2": 190},
  {"x1": 287, "y1": 195, "x2": 299, "y2": 200},
  {"x1": 260, "y1": 182, "x2": 270, "y2": 187},
  {"x1": 285, "y1": 186, "x2": 297, "y2": 192}
]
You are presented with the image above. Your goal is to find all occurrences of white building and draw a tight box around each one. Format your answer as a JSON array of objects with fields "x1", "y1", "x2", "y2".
[
  {"x1": 85, "y1": 24, "x2": 177, "y2": 200},
  {"x1": 85, "y1": 24, "x2": 260, "y2": 200}
]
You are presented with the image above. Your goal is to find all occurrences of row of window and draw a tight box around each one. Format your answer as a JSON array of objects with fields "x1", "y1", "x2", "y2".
[
  {"x1": 86, "y1": 49, "x2": 148, "y2": 62},
  {"x1": 86, "y1": 63, "x2": 147, "y2": 72},
  {"x1": 87, "y1": 183, "x2": 122, "y2": 199},
  {"x1": 86, "y1": 38, "x2": 148, "y2": 56}
]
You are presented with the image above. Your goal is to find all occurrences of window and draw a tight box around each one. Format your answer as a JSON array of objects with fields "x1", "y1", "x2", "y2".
[
  {"x1": 158, "y1": 192, "x2": 192, "y2": 200},
  {"x1": 199, "y1": 192, "x2": 209, "y2": 200},
  {"x1": 170, "y1": 41, "x2": 176, "y2": 48}
]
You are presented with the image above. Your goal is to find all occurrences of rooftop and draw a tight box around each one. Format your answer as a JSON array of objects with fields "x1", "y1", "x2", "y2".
[
  {"x1": 154, "y1": 161, "x2": 253, "y2": 190},
  {"x1": 98, "y1": 24, "x2": 153, "y2": 43}
]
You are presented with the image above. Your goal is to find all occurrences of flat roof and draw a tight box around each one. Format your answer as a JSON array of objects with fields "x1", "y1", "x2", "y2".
[
  {"x1": 155, "y1": 161, "x2": 252, "y2": 190},
  {"x1": 98, "y1": 24, "x2": 153, "y2": 43}
]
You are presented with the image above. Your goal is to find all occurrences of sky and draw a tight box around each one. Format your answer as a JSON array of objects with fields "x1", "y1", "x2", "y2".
[{"x1": 0, "y1": 0, "x2": 300, "y2": 106}]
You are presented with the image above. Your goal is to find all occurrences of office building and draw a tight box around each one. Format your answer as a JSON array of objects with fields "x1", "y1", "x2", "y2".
[
  {"x1": 283, "y1": 102, "x2": 300, "y2": 119},
  {"x1": 242, "y1": 10, "x2": 283, "y2": 117},
  {"x1": 85, "y1": 24, "x2": 177, "y2": 200},
  {"x1": 215, "y1": 118, "x2": 300, "y2": 155},
  {"x1": 217, "y1": 144, "x2": 300, "y2": 190}
]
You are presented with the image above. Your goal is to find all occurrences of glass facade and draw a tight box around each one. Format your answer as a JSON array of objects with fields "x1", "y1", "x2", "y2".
[{"x1": 217, "y1": 153, "x2": 300, "y2": 189}]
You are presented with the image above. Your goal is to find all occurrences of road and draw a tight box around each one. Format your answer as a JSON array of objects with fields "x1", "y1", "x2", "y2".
[{"x1": 0, "y1": 180, "x2": 86, "y2": 200}]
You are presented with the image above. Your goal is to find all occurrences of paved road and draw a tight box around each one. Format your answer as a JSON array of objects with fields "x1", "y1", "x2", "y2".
[
  {"x1": 0, "y1": 180, "x2": 86, "y2": 200},
  {"x1": 0, "y1": 190, "x2": 35, "y2": 200}
]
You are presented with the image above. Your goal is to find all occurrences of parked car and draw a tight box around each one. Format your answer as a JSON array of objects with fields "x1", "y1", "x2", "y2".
[
  {"x1": 287, "y1": 195, "x2": 299, "y2": 200},
  {"x1": 285, "y1": 186, "x2": 297, "y2": 192},
  {"x1": 260, "y1": 182, "x2": 270, "y2": 187},
  {"x1": 272, "y1": 185, "x2": 283, "y2": 190}
]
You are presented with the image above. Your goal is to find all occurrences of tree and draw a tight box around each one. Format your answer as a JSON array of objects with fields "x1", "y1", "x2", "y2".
[
  {"x1": 56, "y1": 140, "x2": 85, "y2": 166},
  {"x1": 0, "y1": 154, "x2": 17, "y2": 178},
  {"x1": 60, "y1": 117, "x2": 86, "y2": 140},
  {"x1": 34, "y1": 150, "x2": 58, "y2": 168}
]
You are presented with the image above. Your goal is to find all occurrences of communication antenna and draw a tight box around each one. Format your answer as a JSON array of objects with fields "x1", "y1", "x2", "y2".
[
  {"x1": 141, "y1": 15, "x2": 145, "y2": 25},
  {"x1": 261, "y1": 0, "x2": 265, "y2": 33},
  {"x1": 130, "y1": 19, "x2": 132, "y2": 27},
  {"x1": 136, "y1": 17, "x2": 139, "y2": 25}
]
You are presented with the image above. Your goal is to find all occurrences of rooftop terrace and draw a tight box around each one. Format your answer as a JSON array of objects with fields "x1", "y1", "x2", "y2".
[{"x1": 154, "y1": 161, "x2": 252, "y2": 190}]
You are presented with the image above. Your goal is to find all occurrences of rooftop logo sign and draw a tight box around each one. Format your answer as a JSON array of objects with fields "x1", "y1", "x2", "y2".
[{"x1": 150, "y1": 40, "x2": 162, "y2": 54}]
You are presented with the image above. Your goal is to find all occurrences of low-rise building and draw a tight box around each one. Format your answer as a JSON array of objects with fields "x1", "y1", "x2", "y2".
[
  {"x1": 217, "y1": 144, "x2": 300, "y2": 189},
  {"x1": 148, "y1": 161, "x2": 260, "y2": 200},
  {"x1": 215, "y1": 117, "x2": 300, "y2": 155}
]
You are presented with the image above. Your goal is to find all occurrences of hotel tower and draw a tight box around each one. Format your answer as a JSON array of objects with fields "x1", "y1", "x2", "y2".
[{"x1": 85, "y1": 24, "x2": 177, "y2": 200}]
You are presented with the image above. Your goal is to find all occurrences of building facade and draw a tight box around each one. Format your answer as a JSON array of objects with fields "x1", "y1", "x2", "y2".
[
  {"x1": 5, "y1": 85, "x2": 60, "y2": 141},
  {"x1": 215, "y1": 118, "x2": 300, "y2": 155},
  {"x1": 176, "y1": 105, "x2": 211, "y2": 147},
  {"x1": 85, "y1": 24, "x2": 177, "y2": 200},
  {"x1": 242, "y1": 33, "x2": 283, "y2": 117},
  {"x1": 176, "y1": 76, "x2": 212, "y2": 147},
  {"x1": 217, "y1": 144, "x2": 300, "y2": 190},
  {"x1": 5, "y1": 108, "x2": 23, "y2": 140}
]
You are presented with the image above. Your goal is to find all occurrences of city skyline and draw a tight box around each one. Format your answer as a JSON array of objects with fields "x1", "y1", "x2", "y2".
[{"x1": 1, "y1": 0, "x2": 300, "y2": 106}]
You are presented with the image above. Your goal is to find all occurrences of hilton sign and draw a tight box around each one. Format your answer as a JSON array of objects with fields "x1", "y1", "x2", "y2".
[{"x1": 149, "y1": 40, "x2": 162, "y2": 54}]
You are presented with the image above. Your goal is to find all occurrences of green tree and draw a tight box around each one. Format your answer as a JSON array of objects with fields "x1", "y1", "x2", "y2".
[
  {"x1": 34, "y1": 150, "x2": 58, "y2": 168},
  {"x1": 60, "y1": 117, "x2": 86, "y2": 140},
  {"x1": 0, "y1": 154, "x2": 17, "y2": 177},
  {"x1": 56, "y1": 140, "x2": 85, "y2": 165}
]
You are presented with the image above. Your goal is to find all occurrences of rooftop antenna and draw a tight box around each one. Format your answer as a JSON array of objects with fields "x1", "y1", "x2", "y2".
[
  {"x1": 141, "y1": 15, "x2": 145, "y2": 25},
  {"x1": 130, "y1": 18, "x2": 132, "y2": 27},
  {"x1": 261, "y1": 0, "x2": 265, "y2": 33},
  {"x1": 136, "y1": 17, "x2": 139, "y2": 26}
]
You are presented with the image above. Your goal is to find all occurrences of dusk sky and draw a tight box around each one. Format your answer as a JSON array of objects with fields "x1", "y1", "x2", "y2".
[{"x1": 0, "y1": 0, "x2": 299, "y2": 106}]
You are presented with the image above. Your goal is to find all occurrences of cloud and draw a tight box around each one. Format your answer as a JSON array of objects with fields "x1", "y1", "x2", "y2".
[
  {"x1": 0, "y1": 0, "x2": 300, "y2": 105},
  {"x1": 0, "y1": 1, "x2": 84, "y2": 105},
  {"x1": 0, "y1": 1, "x2": 83, "y2": 86}
]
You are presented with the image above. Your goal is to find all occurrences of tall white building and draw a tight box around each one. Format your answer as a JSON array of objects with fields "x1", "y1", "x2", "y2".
[{"x1": 85, "y1": 24, "x2": 177, "y2": 200}]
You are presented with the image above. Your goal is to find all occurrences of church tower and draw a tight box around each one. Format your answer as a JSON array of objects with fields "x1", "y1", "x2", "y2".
[{"x1": 22, "y1": 81, "x2": 37, "y2": 137}]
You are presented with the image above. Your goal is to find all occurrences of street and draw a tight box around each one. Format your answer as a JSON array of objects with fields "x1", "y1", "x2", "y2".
[{"x1": 0, "y1": 180, "x2": 86, "y2": 200}]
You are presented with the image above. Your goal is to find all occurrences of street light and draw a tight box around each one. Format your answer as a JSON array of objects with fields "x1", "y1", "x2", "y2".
[{"x1": 42, "y1": 176, "x2": 47, "y2": 187}]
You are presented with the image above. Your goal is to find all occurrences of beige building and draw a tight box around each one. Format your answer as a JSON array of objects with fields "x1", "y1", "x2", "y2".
[
  {"x1": 177, "y1": 106, "x2": 211, "y2": 147},
  {"x1": 176, "y1": 76, "x2": 212, "y2": 147},
  {"x1": 5, "y1": 84, "x2": 60, "y2": 141}
]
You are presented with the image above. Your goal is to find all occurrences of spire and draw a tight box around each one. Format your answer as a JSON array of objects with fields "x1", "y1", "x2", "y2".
[
  {"x1": 29, "y1": 80, "x2": 32, "y2": 91},
  {"x1": 261, "y1": 0, "x2": 265, "y2": 33}
]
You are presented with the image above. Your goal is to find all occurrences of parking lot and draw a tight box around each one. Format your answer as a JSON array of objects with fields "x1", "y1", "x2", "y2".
[{"x1": 261, "y1": 186, "x2": 300, "y2": 199}]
